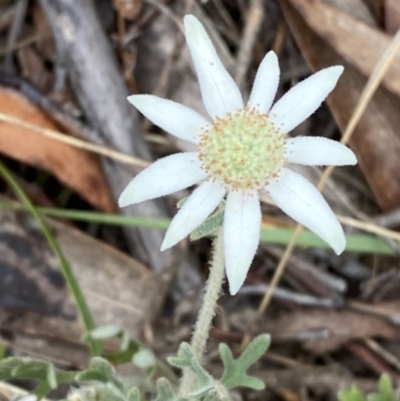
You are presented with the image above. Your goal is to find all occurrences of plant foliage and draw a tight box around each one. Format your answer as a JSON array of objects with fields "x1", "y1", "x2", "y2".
[{"x1": 0, "y1": 335, "x2": 270, "y2": 401}]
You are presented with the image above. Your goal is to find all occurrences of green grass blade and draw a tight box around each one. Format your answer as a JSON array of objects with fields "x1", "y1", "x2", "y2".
[
  {"x1": 0, "y1": 162, "x2": 102, "y2": 356},
  {"x1": 0, "y1": 199, "x2": 395, "y2": 255},
  {"x1": 260, "y1": 227, "x2": 395, "y2": 255}
]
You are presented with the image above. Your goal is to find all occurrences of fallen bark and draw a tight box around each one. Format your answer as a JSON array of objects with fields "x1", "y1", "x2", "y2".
[{"x1": 38, "y1": 0, "x2": 175, "y2": 276}]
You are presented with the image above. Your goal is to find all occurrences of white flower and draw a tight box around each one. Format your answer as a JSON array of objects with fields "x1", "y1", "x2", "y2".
[{"x1": 119, "y1": 14, "x2": 357, "y2": 295}]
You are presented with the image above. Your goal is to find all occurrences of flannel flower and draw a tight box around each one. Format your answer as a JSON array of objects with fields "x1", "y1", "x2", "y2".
[{"x1": 119, "y1": 15, "x2": 357, "y2": 295}]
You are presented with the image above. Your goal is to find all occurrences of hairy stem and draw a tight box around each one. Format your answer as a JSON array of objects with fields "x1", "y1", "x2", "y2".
[{"x1": 179, "y1": 229, "x2": 225, "y2": 395}]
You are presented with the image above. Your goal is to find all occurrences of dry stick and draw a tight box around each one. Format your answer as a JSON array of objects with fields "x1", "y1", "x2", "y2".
[
  {"x1": 267, "y1": 245, "x2": 346, "y2": 295},
  {"x1": 0, "y1": 112, "x2": 149, "y2": 168},
  {"x1": 337, "y1": 214, "x2": 400, "y2": 242},
  {"x1": 241, "y1": 28, "x2": 400, "y2": 350},
  {"x1": 234, "y1": 0, "x2": 264, "y2": 89},
  {"x1": 3, "y1": 0, "x2": 28, "y2": 72},
  {"x1": 271, "y1": 21, "x2": 286, "y2": 55},
  {"x1": 239, "y1": 284, "x2": 336, "y2": 308},
  {"x1": 0, "y1": 34, "x2": 39, "y2": 57},
  {"x1": 142, "y1": 0, "x2": 184, "y2": 34},
  {"x1": 363, "y1": 338, "x2": 400, "y2": 372},
  {"x1": 350, "y1": 300, "x2": 400, "y2": 326}
]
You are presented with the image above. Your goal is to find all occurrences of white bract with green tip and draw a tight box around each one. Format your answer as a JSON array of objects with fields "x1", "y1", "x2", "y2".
[{"x1": 119, "y1": 14, "x2": 357, "y2": 295}]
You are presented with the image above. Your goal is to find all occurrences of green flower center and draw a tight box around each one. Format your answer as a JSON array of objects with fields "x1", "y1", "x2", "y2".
[{"x1": 199, "y1": 107, "x2": 286, "y2": 191}]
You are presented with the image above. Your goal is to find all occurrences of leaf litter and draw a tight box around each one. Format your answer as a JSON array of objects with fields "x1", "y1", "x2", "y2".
[{"x1": 0, "y1": 0, "x2": 400, "y2": 400}]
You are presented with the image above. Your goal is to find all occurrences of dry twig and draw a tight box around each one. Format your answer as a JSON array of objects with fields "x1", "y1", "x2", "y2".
[{"x1": 234, "y1": 0, "x2": 264, "y2": 89}]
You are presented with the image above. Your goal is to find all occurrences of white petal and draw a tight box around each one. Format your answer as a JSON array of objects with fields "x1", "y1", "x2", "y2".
[
  {"x1": 267, "y1": 168, "x2": 345, "y2": 254},
  {"x1": 184, "y1": 15, "x2": 243, "y2": 119},
  {"x1": 161, "y1": 181, "x2": 226, "y2": 251},
  {"x1": 248, "y1": 51, "x2": 280, "y2": 113},
  {"x1": 128, "y1": 95, "x2": 209, "y2": 144},
  {"x1": 118, "y1": 152, "x2": 206, "y2": 207},
  {"x1": 224, "y1": 191, "x2": 261, "y2": 295},
  {"x1": 286, "y1": 137, "x2": 357, "y2": 166},
  {"x1": 270, "y1": 66, "x2": 344, "y2": 134}
]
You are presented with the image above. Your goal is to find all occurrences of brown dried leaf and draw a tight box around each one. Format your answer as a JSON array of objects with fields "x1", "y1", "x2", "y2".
[
  {"x1": 287, "y1": 0, "x2": 400, "y2": 98},
  {"x1": 0, "y1": 88, "x2": 114, "y2": 212},
  {"x1": 0, "y1": 207, "x2": 166, "y2": 361},
  {"x1": 0, "y1": 332, "x2": 89, "y2": 368},
  {"x1": 263, "y1": 309, "x2": 400, "y2": 354},
  {"x1": 32, "y1": 3, "x2": 55, "y2": 62},
  {"x1": 256, "y1": 365, "x2": 377, "y2": 394},
  {"x1": 282, "y1": 0, "x2": 400, "y2": 210},
  {"x1": 17, "y1": 46, "x2": 53, "y2": 93}
]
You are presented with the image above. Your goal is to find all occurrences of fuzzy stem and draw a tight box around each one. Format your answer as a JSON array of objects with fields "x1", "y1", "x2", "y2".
[
  {"x1": 179, "y1": 229, "x2": 225, "y2": 395},
  {"x1": 191, "y1": 229, "x2": 225, "y2": 358}
]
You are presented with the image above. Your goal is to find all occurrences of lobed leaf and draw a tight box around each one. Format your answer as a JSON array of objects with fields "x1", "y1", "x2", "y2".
[
  {"x1": 168, "y1": 343, "x2": 213, "y2": 388},
  {"x1": 220, "y1": 334, "x2": 270, "y2": 390}
]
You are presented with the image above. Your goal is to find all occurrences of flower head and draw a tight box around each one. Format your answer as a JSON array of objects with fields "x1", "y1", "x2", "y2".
[{"x1": 119, "y1": 15, "x2": 357, "y2": 295}]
